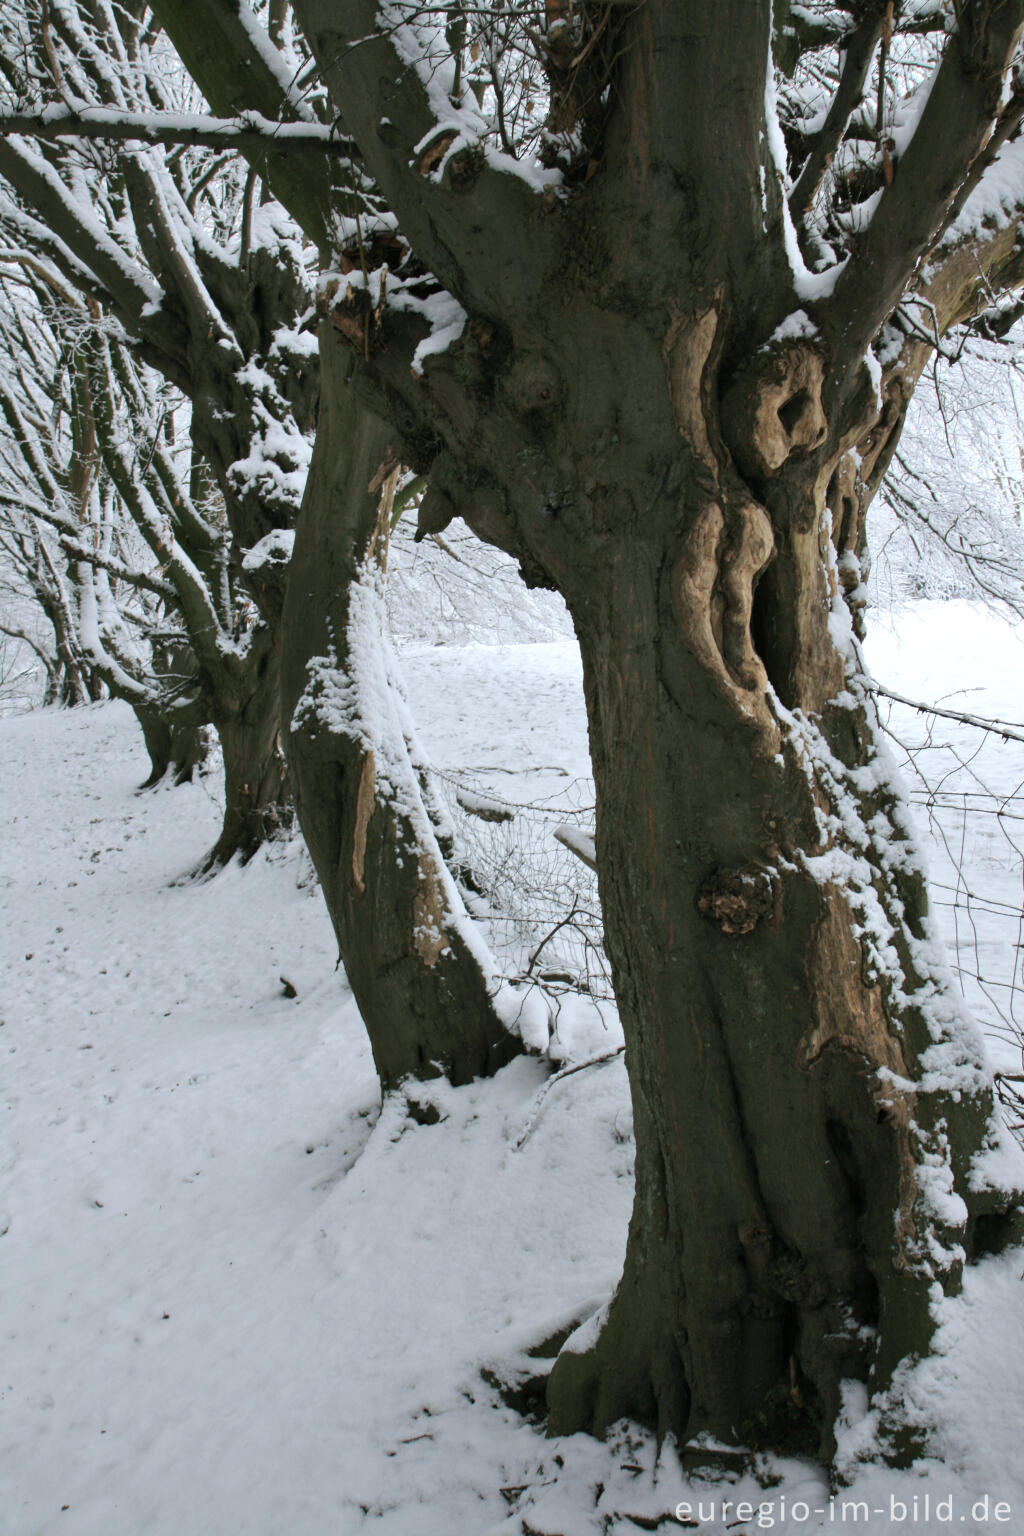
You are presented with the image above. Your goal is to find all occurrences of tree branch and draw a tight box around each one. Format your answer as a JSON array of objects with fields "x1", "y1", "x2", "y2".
[
  {"x1": 0, "y1": 105, "x2": 356, "y2": 160},
  {"x1": 822, "y1": 0, "x2": 1024, "y2": 369},
  {"x1": 292, "y1": 0, "x2": 560, "y2": 315},
  {"x1": 56, "y1": 533, "x2": 177, "y2": 599},
  {"x1": 147, "y1": 0, "x2": 343, "y2": 249},
  {"x1": 0, "y1": 143, "x2": 150, "y2": 316},
  {"x1": 789, "y1": 11, "x2": 884, "y2": 220},
  {"x1": 871, "y1": 682, "x2": 1024, "y2": 747}
]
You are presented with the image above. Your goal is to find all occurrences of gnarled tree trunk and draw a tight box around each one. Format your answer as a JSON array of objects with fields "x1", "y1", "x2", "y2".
[
  {"x1": 309, "y1": 231, "x2": 1021, "y2": 1467},
  {"x1": 368, "y1": 296, "x2": 1021, "y2": 1457},
  {"x1": 289, "y1": 0, "x2": 1024, "y2": 1461},
  {"x1": 281, "y1": 344, "x2": 521, "y2": 1088},
  {"x1": 536, "y1": 409, "x2": 1018, "y2": 1457}
]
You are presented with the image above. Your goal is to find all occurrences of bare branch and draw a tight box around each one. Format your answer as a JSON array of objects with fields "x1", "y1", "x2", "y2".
[
  {"x1": 789, "y1": 11, "x2": 884, "y2": 219},
  {"x1": 871, "y1": 683, "x2": 1024, "y2": 747},
  {"x1": 0, "y1": 105, "x2": 356, "y2": 159},
  {"x1": 56, "y1": 533, "x2": 178, "y2": 599},
  {"x1": 823, "y1": 1, "x2": 1024, "y2": 367}
]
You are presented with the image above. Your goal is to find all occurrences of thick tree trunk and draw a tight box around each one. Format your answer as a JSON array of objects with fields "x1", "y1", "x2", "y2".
[
  {"x1": 169, "y1": 721, "x2": 209, "y2": 785},
  {"x1": 304, "y1": 252, "x2": 1023, "y2": 1467},
  {"x1": 331, "y1": 282, "x2": 1023, "y2": 1452},
  {"x1": 136, "y1": 710, "x2": 175, "y2": 789},
  {"x1": 535, "y1": 424, "x2": 1021, "y2": 1461},
  {"x1": 280, "y1": 341, "x2": 521, "y2": 1088},
  {"x1": 279, "y1": 0, "x2": 1024, "y2": 1464},
  {"x1": 135, "y1": 711, "x2": 209, "y2": 789},
  {"x1": 201, "y1": 631, "x2": 289, "y2": 871}
]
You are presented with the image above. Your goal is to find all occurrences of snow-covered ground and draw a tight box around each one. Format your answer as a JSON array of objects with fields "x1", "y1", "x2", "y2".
[
  {"x1": 2, "y1": 603, "x2": 1023, "y2": 1536},
  {"x1": 865, "y1": 601, "x2": 1024, "y2": 1076}
]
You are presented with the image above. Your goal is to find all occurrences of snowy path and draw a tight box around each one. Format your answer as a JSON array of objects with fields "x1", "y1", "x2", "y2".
[
  {"x1": 3, "y1": 614, "x2": 1024, "y2": 1535},
  {"x1": 0, "y1": 696, "x2": 629, "y2": 1536}
]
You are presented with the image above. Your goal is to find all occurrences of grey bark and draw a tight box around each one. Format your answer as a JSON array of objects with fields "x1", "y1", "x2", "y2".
[
  {"x1": 287, "y1": 0, "x2": 1024, "y2": 1459},
  {"x1": 281, "y1": 341, "x2": 520, "y2": 1086}
]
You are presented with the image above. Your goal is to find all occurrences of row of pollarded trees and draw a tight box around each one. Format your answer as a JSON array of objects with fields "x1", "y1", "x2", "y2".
[
  {"x1": 2, "y1": 0, "x2": 1024, "y2": 1470},
  {"x1": 0, "y1": 0, "x2": 322, "y2": 866},
  {"x1": 0, "y1": 267, "x2": 286, "y2": 817},
  {"x1": 0, "y1": 0, "x2": 518, "y2": 1078}
]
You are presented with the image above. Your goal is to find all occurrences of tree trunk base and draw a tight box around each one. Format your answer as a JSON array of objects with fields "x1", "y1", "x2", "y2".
[
  {"x1": 195, "y1": 793, "x2": 292, "y2": 876},
  {"x1": 546, "y1": 1153, "x2": 1024, "y2": 1466},
  {"x1": 137, "y1": 713, "x2": 210, "y2": 791}
]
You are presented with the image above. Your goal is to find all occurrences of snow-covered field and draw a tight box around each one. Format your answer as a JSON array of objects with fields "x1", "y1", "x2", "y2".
[{"x1": 2, "y1": 603, "x2": 1023, "y2": 1536}]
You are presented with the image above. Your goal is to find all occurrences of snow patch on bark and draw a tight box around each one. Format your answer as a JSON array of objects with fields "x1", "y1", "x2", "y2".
[
  {"x1": 242, "y1": 529, "x2": 295, "y2": 572},
  {"x1": 292, "y1": 553, "x2": 508, "y2": 993}
]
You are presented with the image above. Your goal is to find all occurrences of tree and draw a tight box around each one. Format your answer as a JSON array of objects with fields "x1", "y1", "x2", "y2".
[
  {"x1": 144, "y1": 0, "x2": 527, "y2": 1084},
  {"x1": 0, "y1": 270, "x2": 208, "y2": 773},
  {"x1": 0, "y1": 0, "x2": 315, "y2": 862},
  {"x1": 0, "y1": 276, "x2": 106, "y2": 707},
  {"x1": 269, "y1": 0, "x2": 1024, "y2": 1461},
  {"x1": 0, "y1": 262, "x2": 308, "y2": 847},
  {"x1": 0, "y1": 0, "x2": 524, "y2": 1082}
]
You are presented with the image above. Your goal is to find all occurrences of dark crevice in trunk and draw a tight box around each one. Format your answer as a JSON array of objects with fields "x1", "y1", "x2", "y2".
[
  {"x1": 824, "y1": 1116, "x2": 880, "y2": 1332},
  {"x1": 749, "y1": 561, "x2": 785, "y2": 704}
]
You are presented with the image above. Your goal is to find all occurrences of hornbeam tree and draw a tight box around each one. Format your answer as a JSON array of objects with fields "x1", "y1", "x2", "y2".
[
  {"x1": 263, "y1": 0, "x2": 1024, "y2": 1460},
  {"x1": 0, "y1": 0, "x2": 317, "y2": 861},
  {"x1": 0, "y1": 0, "x2": 523, "y2": 1076},
  {"x1": 144, "y1": 0, "x2": 527, "y2": 1083},
  {"x1": 0, "y1": 273, "x2": 271, "y2": 825},
  {"x1": 0, "y1": 272, "x2": 163, "y2": 718}
]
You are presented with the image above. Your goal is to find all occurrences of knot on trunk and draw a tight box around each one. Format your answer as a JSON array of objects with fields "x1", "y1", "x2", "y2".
[
  {"x1": 698, "y1": 863, "x2": 776, "y2": 935},
  {"x1": 722, "y1": 343, "x2": 827, "y2": 479},
  {"x1": 671, "y1": 499, "x2": 780, "y2": 747},
  {"x1": 416, "y1": 128, "x2": 458, "y2": 175},
  {"x1": 502, "y1": 349, "x2": 564, "y2": 418},
  {"x1": 416, "y1": 452, "x2": 469, "y2": 541},
  {"x1": 442, "y1": 145, "x2": 485, "y2": 193},
  {"x1": 663, "y1": 300, "x2": 720, "y2": 469}
]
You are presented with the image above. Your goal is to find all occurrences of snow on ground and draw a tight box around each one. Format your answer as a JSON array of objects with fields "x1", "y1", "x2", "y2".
[
  {"x1": 865, "y1": 601, "x2": 1024, "y2": 1074},
  {"x1": 403, "y1": 637, "x2": 587, "y2": 789},
  {"x1": 2, "y1": 602, "x2": 1023, "y2": 1536}
]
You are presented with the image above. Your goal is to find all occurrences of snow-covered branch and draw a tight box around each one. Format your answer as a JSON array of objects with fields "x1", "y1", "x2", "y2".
[{"x1": 0, "y1": 105, "x2": 356, "y2": 159}]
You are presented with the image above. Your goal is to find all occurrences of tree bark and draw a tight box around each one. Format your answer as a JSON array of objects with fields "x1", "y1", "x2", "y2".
[
  {"x1": 281, "y1": 340, "x2": 521, "y2": 1088},
  {"x1": 201, "y1": 630, "x2": 289, "y2": 870},
  {"x1": 35, "y1": 584, "x2": 94, "y2": 707},
  {"x1": 266, "y1": 0, "x2": 1024, "y2": 1459},
  {"x1": 135, "y1": 709, "x2": 209, "y2": 789},
  {"x1": 541, "y1": 460, "x2": 1018, "y2": 1457},
  {"x1": 316, "y1": 286, "x2": 1021, "y2": 1455},
  {"x1": 136, "y1": 710, "x2": 176, "y2": 789}
]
